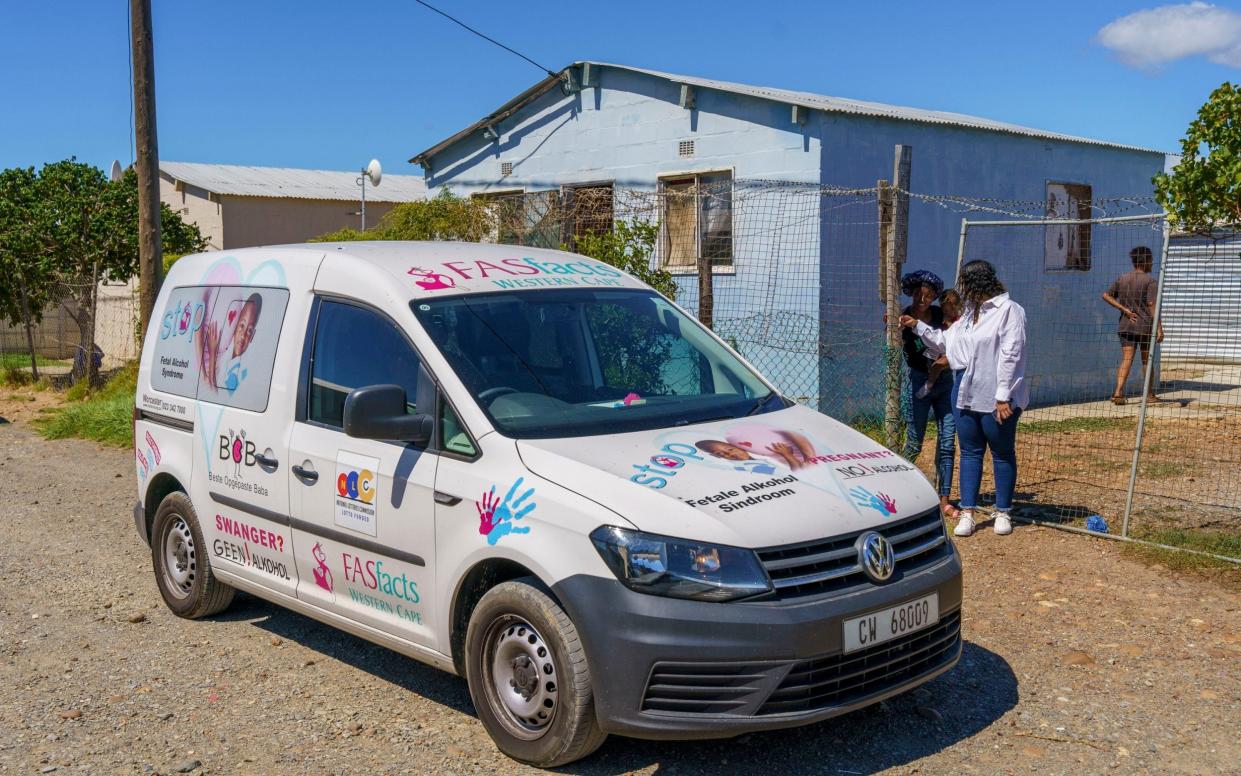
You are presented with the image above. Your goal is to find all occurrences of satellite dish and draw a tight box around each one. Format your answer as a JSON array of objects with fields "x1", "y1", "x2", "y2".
[
  {"x1": 109, "y1": 160, "x2": 123, "y2": 182},
  {"x1": 365, "y1": 159, "x2": 382, "y2": 187}
]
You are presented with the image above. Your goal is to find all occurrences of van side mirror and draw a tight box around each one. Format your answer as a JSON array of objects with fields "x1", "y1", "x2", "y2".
[{"x1": 343, "y1": 384, "x2": 433, "y2": 445}]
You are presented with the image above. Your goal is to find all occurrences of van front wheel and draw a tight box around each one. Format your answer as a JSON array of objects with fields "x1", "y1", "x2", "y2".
[
  {"x1": 465, "y1": 577, "x2": 606, "y2": 767},
  {"x1": 150, "y1": 491, "x2": 234, "y2": 619}
]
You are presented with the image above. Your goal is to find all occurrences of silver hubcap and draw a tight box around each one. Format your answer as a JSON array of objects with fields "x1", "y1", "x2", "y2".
[
  {"x1": 162, "y1": 516, "x2": 196, "y2": 599},
  {"x1": 483, "y1": 617, "x2": 558, "y2": 740}
]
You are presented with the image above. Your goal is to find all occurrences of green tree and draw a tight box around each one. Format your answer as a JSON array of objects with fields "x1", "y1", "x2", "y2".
[
  {"x1": 311, "y1": 190, "x2": 496, "y2": 242},
  {"x1": 569, "y1": 219, "x2": 675, "y2": 300},
  {"x1": 0, "y1": 166, "x2": 54, "y2": 379},
  {"x1": 33, "y1": 160, "x2": 204, "y2": 384},
  {"x1": 1155, "y1": 82, "x2": 1241, "y2": 232}
]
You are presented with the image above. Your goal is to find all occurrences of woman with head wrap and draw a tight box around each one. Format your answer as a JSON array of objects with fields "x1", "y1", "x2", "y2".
[
  {"x1": 901, "y1": 260, "x2": 1027, "y2": 538},
  {"x1": 898, "y1": 269, "x2": 958, "y2": 520}
]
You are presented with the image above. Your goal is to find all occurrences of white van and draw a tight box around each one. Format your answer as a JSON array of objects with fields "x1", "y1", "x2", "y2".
[{"x1": 133, "y1": 242, "x2": 962, "y2": 767}]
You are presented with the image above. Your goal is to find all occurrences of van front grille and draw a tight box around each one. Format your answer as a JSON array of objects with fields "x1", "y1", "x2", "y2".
[
  {"x1": 756, "y1": 610, "x2": 961, "y2": 715},
  {"x1": 638, "y1": 610, "x2": 962, "y2": 718},
  {"x1": 754, "y1": 508, "x2": 950, "y2": 600}
]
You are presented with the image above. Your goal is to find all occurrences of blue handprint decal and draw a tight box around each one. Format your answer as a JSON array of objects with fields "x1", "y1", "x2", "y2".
[
  {"x1": 850, "y1": 486, "x2": 897, "y2": 516},
  {"x1": 477, "y1": 477, "x2": 535, "y2": 545}
]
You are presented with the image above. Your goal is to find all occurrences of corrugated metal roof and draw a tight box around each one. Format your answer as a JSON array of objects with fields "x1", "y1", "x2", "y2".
[
  {"x1": 412, "y1": 61, "x2": 1163, "y2": 163},
  {"x1": 160, "y1": 161, "x2": 427, "y2": 202}
]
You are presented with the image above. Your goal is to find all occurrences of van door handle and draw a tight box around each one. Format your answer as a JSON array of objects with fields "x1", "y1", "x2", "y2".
[
  {"x1": 253, "y1": 452, "x2": 279, "y2": 470},
  {"x1": 292, "y1": 464, "x2": 318, "y2": 484},
  {"x1": 434, "y1": 490, "x2": 462, "y2": 506}
]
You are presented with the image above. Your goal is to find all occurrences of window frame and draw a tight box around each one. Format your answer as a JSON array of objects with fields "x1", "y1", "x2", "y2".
[
  {"x1": 151, "y1": 283, "x2": 291, "y2": 413},
  {"x1": 295, "y1": 294, "x2": 480, "y2": 460},
  {"x1": 657, "y1": 168, "x2": 735, "y2": 275},
  {"x1": 560, "y1": 181, "x2": 615, "y2": 251},
  {"x1": 472, "y1": 188, "x2": 564, "y2": 248},
  {"x1": 1045, "y1": 180, "x2": 1093, "y2": 273}
]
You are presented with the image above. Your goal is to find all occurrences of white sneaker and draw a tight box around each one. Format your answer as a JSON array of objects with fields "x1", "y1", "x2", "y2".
[
  {"x1": 993, "y1": 512, "x2": 1013, "y2": 535},
  {"x1": 954, "y1": 512, "x2": 975, "y2": 537}
]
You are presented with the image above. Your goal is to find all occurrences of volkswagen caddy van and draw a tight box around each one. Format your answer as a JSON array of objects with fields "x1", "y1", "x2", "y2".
[{"x1": 133, "y1": 242, "x2": 962, "y2": 767}]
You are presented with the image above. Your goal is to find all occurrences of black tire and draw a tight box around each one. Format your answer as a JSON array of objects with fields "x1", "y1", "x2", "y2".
[
  {"x1": 150, "y1": 491, "x2": 234, "y2": 618},
  {"x1": 465, "y1": 577, "x2": 607, "y2": 767}
]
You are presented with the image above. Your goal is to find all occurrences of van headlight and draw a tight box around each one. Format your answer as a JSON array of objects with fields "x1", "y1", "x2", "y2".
[{"x1": 590, "y1": 526, "x2": 772, "y2": 602}]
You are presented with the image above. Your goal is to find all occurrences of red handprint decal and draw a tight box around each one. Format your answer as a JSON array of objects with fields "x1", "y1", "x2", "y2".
[
  {"x1": 408, "y1": 266, "x2": 456, "y2": 291},
  {"x1": 850, "y1": 486, "x2": 898, "y2": 516},
  {"x1": 477, "y1": 478, "x2": 535, "y2": 545},
  {"x1": 877, "y1": 492, "x2": 897, "y2": 514}
]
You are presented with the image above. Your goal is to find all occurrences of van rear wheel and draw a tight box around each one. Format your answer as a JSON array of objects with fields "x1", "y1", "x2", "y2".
[
  {"x1": 151, "y1": 491, "x2": 234, "y2": 619},
  {"x1": 465, "y1": 577, "x2": 606, "y2": 767}
]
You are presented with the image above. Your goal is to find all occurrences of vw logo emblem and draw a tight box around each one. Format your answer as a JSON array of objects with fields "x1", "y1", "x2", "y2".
[{"x1": 856, "y1": 531, "x2": 895, "y2": 583}]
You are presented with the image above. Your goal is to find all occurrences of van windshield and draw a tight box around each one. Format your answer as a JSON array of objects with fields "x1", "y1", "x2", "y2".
[{"x1": 411, "y1": 289, "x2": 780, "y2": 439}]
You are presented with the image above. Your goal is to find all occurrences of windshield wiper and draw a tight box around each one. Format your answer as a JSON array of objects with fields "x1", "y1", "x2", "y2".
[{"x1": 746, "y1": 393, "x2": 777, "y2": 416}]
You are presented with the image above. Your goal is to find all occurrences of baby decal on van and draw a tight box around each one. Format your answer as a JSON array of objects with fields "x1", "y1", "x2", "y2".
[{"x1": 617, "y1": 420, "x2": 920, "y2": 521}]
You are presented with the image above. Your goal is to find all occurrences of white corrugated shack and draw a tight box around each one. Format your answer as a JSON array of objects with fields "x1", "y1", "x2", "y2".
[
  {"x1": 159, "y1": 161, "x2": 428, "y2": 250},
  {"x1": 1162, "y1": 233, "x2": 1241, "y2": 364}
]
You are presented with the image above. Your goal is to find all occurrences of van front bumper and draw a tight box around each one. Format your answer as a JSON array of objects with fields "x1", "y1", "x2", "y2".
[{"x1": 551, "y1": 547, "x2": 962, "y2": 740}]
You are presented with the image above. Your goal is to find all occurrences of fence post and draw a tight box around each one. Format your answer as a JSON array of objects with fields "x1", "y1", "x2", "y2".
[
  {"x1": 955, "y1": 218, "x2": 969, "y2": 280},
  {"x1": 878, "y1": 180, "x2": 891, "y2": 305},
  {"x1": 883, "y1": 145, "x2": 911, "y2": 449},
  {"x1": 1122, "y1": 225, "x2": 1172, "y2": 538},
  {"x1": 696, "y1": 183, "x2": 714, "y2": 329}
]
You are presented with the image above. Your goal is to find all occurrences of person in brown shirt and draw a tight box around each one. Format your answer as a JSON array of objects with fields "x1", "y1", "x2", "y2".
[{"x1": 1102, "y1": 246, "x2": 1163, "y2": 405}]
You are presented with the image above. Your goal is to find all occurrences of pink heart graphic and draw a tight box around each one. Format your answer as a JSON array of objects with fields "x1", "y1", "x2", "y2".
[
  {"x1": 227, "y1": 310, "x2": 237, "y2": 324},
  {"x1": 739, "y1": 441, "x2": 752, "y2": 448}
]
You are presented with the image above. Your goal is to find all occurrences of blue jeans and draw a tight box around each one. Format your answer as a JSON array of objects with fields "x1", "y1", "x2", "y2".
[
  {"x1": 903, "y1": 369, "x2": 955, "y2": 497},
  {"x1": 957, "y1": 404, "x2": 1021, "y2": 511}
]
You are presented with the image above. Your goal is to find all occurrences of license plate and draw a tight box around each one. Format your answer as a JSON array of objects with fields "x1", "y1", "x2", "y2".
[{"x1": 843, "y1": 593, "x2": 939, "y2": 654}]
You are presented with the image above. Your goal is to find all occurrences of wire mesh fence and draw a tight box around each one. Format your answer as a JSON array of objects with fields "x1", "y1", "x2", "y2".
[
  {"x1": 0, "y1": 278, "x2": 139, "y2": 384},
  {"x1": 1129, "y1": 232, "x2": 1241, "y2": 543},
  {"x1": 960, "y1": 215, "x2": 1240, "y2": 560},
  {"x1": 476, "y1": 183, "x2": 1236, "y2": 560}
]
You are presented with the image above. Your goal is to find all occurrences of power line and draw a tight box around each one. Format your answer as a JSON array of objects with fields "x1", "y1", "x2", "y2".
[{"x1": 411, "y1": 0, "x2": 558, "y2": 79}]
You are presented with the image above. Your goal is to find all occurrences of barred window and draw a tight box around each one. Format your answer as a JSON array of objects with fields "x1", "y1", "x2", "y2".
[
  {"x1": 1045, "y1": 182, "x2": 1092, "y2": 271},
  {"x1": 659, "y1": 171, "x2": 733, "y2": 272}
]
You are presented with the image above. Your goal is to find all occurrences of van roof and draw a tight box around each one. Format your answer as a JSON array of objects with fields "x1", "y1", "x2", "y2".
[{"x1": 171, "y1": 241, "x2": 651, "y2": 298}]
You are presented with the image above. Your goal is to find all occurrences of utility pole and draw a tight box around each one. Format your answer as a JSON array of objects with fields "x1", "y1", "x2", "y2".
[{"x1": 131, "y1": 0, "x2": 162, "y2": 341}]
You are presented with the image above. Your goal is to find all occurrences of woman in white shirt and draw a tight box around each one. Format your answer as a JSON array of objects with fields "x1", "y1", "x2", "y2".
[{"x1": 900, "y1": 260, "x2": 1027, "y2": 537}]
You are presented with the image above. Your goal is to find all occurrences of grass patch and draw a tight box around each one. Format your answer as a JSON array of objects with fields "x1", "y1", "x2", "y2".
[
  {"x1": 0, "y1": 352, "x2": 71, "y2": 370},
  {"x1": 1020, "y1": 415, "x2": 1136, "y2": 434},
  {"x1": 848, "y1": 414, "x2": 892, "y2": 447},
  {"x1": 34, "y1": 363, "x2": 137, "y2": 447},
  {"x1": 1121, "y1": 527, "x2": 1241, "y2": 586},
  {"x1": 1139, "y1": 460, "x2": 1190, "y2": 479}
]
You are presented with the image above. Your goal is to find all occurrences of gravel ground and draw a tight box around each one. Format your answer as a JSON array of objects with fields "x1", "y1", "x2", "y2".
[{"x1": 0, "y1": 421, "x2": 1238, "y2": 775}]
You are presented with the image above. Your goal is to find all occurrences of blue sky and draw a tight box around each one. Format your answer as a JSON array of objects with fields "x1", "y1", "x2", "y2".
[{"x1": 1, "y1": 1, "x2": 1238, "y2": 177}]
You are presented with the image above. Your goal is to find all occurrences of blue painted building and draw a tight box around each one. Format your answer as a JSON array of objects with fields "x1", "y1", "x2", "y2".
[{"x1": 411, "y1": 62, "x2": 1167, "y2": 415}]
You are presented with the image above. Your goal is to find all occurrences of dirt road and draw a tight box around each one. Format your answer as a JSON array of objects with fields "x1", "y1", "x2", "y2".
[{"x1": 0, "y1": 423, "x2": 1237, "y2": 775}]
